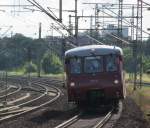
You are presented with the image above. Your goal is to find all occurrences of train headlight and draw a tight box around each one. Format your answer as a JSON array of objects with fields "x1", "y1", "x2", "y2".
[
  {"x1": 70, "y1": 82, "x2": 75, "y2": 87},
  {"x1": 114, "y1": 80, "x2": 119, "y2": 84}
]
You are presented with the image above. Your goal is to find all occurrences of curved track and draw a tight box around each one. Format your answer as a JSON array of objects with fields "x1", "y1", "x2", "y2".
[
  {"x1": 0, "y1": 84, "x2": 21, "y2": 99},
  {"x1": 0, "y1": 76, "x2": 61, "y2": 122}
]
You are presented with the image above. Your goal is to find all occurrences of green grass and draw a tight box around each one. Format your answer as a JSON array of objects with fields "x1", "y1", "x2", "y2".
[
  {"x1": 127, "y1": 84, "x2": 150, "y2": 121},
  {"x1": 142, "y1": 74, "x2": 150, "y2": 83},
  {"x1": 0, "y1": 71, "x2": 64, "y2": 79},
  {"x1": 125, "y1": 72, "x2": 150, "y2": 83}
]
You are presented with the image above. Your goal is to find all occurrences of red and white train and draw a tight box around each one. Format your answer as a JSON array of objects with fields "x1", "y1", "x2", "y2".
[{"x1": 65, "y1": 45, "x2": 126, "y2": 105}]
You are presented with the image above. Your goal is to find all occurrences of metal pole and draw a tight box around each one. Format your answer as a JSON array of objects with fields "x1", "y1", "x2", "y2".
[
  {"x1": 59, "y1": 0, "x2": 62, "y2": 22},
  {"x1": 39, "y1": 22, "x2": 41, "y2": 39},
  {"x1": 95, "y1": 4, "x2": 99, "y2": 39},
  {"x1": 131, "y1": 6, "x2": 135, "y2": 87},
  {"x1": 118, "y1": 0, "x2": 123, "y2": 47},
  {"x1": 131, "y1": 6, "x2": 134, "y2": 41},
  {"x1": 133, "y1": 40, "x2": 137, "y2": 90},
  {"x1": 139, "y1": 0, "x2": 143, "y2": 88},
  {"x1": 51, "y1": 23, "x2": 54, "y2": 41},
  {"x1": 4, "y1": 71, "x2": 8, "y2": 107},
  {"x1": 28, "y1": 47, "x2": 31, "y2": 86},
  {"x1": 75, "y1": 0, "x2": 78, "y2": 45},
  {"x1": 69, "y1": 15, "x2": 73, "y2": 35},
  {"x1": 102, "y1": 5, "x2": 105, "y2": 37},
  {"x1": 135, "y1": 0, "x2": 143, "y2": 89},
  {"x1": 37, "y1": 23, "x2": 42, "y2": 77},
  {"x1": 90, "y1": 15, "x2": 93, "y2": 44},
  {"x1": 134, "y1": 0, "x2": 140, "y2": 90},
  {"x1": 90, "y1": 15, "x2": 93, "y2": 36},
  {"x1": 61, "y1": 38, "x2": 66, "y2": 87}
]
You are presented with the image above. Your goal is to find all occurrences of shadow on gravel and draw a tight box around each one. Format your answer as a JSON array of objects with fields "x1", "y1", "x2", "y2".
[
  {"x1": 30, "y1": 110, "x2": 65, "y2": 124},
  {"x1": 29, "y1": 109, "x2": 78, "y2": 124},
  {"x1": 113, "y1": 97, "x2": 150, "y2": 128},
  {"x1": 79, "y1": 106, "x2": 112, "y2": 120}
]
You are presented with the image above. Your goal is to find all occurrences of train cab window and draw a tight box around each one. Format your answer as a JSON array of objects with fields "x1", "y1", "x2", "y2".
[
  {"x1": 106, "y1": 55, "x2": 117, "y2": 72},
  {"x1": 84, "y1": 56, "x2": 103, "y2": 73},
  {"x1": 70, "y1": 58, "x2": 81, "y2": 74}
]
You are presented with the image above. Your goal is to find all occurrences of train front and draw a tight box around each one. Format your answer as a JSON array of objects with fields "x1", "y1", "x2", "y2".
[{"x1": 65, "y1": 45, "x2": 125, "y2": 105}]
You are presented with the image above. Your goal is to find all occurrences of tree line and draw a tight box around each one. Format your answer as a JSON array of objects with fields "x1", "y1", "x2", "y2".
[
  {"x1": 123, "y1": 40, "x2": 150, "y2": 73},
  {"x1": 0, "y1": 34, "x2": 63, "y2": 74},
  {"x1": 0, "y1": 33, "x2": 150, "y2": 74}
]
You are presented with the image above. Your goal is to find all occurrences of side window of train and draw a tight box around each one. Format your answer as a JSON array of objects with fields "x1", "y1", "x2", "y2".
[
  {"x1": 84, "y1": 56, "x2": 103, "y2": 73},
  {"x1": 106, "y1": 55, "x2": 117, "y2": 72},
  {"x1": 70, "y1": 58, "x2": 81, "y2": 74}
]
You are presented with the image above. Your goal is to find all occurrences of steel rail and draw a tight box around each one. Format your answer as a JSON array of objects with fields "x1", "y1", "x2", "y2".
[
  {"x1": 0, "y1": 88, "x2": 60, "y2": 122},
  {"x1": 0, "y1": 81, "x2": 47, "y2": 110},
  {"x1": 54, "y1": 109, "x2": 113, "y2": 128},
  {"x1": 0, "y1": 84, "x2": 11, "y2": 94},
  {"x1": 0, "y1": 79, "x2": 61, "y2": 122},
  {"x1": 54, "y1": 114, "x2": 81, "y2": 128},
  {"x1": 0, "y1": 82, "x2": 46, "y2": 112},
  {"x1": 93, "y1": 110, "x2": 113, "y2": 128},
  {"x1": 0, "y1": 84, "x2": 21, "y2": 99},
  {"x1": 0, "y1": 77, "x2": 60, "y2": 109}
]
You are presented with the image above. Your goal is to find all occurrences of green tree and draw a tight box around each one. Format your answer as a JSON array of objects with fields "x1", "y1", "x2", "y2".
[
  {"x1": 41, "y1": 52, "x2": 63, "y2": 74},
  {"x1": 123, "y1": 47, "x2": 134, "y2": 73},
  {"x1": 143, "y1": 56, "x2": 150, "y2": 73},
  {"x1": 24, "y1": 62, "x2": 37, "y2": 73}
]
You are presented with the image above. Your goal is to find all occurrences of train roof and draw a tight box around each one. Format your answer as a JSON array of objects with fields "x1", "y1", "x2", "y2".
[{"x1": 65, "y1": 45, "x2": 123, "y2": 57}]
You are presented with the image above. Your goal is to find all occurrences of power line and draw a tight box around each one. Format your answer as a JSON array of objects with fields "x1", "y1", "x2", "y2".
[
  {"x1": 1, "y1": 26, "x2": 13, "y2": 37},
  {"x1": 85, "y1": 34, "x2": 104, "y2": 45},
  {"x1": 0, "y1": 5, "x2": 33, "y2": 7},
  {"x1": 98, "y1": 5, "x2": 150, "y2": 36},
  {"x1": 26, "y1": 0, "x2": 73, "y2": 36}
]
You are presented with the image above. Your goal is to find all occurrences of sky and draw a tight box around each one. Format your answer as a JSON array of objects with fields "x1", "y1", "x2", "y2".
[{"x1": 0, "y1": 0, "x2": 150, "y2": 39}]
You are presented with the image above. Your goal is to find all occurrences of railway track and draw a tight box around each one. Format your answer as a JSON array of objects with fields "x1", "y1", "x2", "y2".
[
  {"x1": 0, "y1": 76, "x2": 61, "y2": 122},
  {"x1": 0, "y1": 81, "x2": 11, "y2": 93},
  {"x1": 54, "y1": 101, "x2": 123, "y2": 128},
  {"x1": 0, "y1": 84, "x2": 21, "y2": 99},
  {"x1": 0, "y1": 76, "x2": 123, "y2": 128},
  {"x1": 54, "y1": 110, "x2": 113, "y2": 128}
]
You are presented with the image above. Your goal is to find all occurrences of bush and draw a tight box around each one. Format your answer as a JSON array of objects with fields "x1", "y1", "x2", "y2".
[
  {"x1": 146, "y1": 69, "x2": 150, "y2": 74},
  {"x1": 41, "y1": 52, "x2": 63, "y2": 74},
  {"x1": 24, "y1": 62, "x2": 37, "y2": 73},
  {"x1": 123, "y1": 48, "x2": 134, "y2": 73}
]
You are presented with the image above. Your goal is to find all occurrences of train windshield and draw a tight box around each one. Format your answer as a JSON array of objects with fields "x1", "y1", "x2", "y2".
[
  {"x1": 106, "y1": 55, "x2": 117, "y2": 72},
  {"x1": 84, "y1": 56, "x2": 103, "y2": 73},
  {"x1": 70, "y1": 58, "x2": 81, "y2": 74}
]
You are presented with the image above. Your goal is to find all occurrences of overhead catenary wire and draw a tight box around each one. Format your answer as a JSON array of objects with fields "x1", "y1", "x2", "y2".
[
  {"x1": 140, "y1": 0, "x2": 150, "y2": 7},
  {"x1": 1, "y1": 26, "x2": 13, "y2": 37},
  {"x1": 99, "y1": 5, "x2": 150, "y2": 36},
  {"x1": 51, "y1": 25, "x2": 77, "y2": 48},
  {"x1": 85, "y1": 34, "x2": 104, "y2": 45},
  {"x1": 26, "y1": 0, "x2": 130, "y2": 46},
  {"x1": 26, "y1": 0, "x2": 73, "y2": 36},
  {"x1": 81, "y1": 17, "x2": 130, "y2": 44},
  {"x1": 96, "y1": 22, "x2": 130, "y2": 45},
  {"x1": 26, "y1": 0, "x2": 58, "y2": 21},
  {"x1": 47, "y1": 7, "x2": 59, "y2": 20},
  {"x1": 47, "y1": 7, "x2": 75, "y2": 12},
  {"x1": 26, "y1": 0, "x2": 80, "y2": 48}
]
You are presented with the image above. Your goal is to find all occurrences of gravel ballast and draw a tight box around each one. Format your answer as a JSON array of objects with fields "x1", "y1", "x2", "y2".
[
  {"x1": 113, "y1": 96, "x2": 150, "y2": 128},
  {"x1": 0, "y1": 77, "x2": 150, "y2": 128}
]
